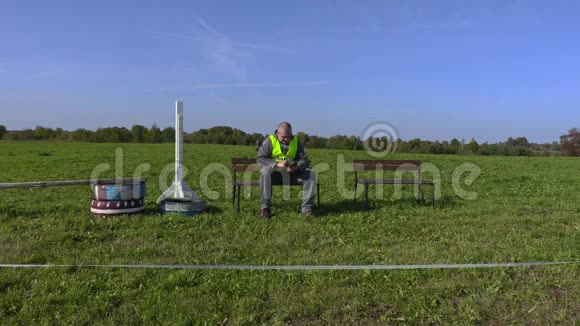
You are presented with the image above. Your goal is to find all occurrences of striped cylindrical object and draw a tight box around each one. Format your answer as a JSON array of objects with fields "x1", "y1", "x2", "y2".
[
  {"x1": 159, "y1": 198, "x2": 206, "y2": 216},
  {"x1": 91, "y1": 180, "x2": 147, "y2": 217},
  {"x1": 93, "y1": 181, "x2": 146, "y2": 201},
  {"x1": 90, "y1": 199, "x2": 145, "y2": 217}
]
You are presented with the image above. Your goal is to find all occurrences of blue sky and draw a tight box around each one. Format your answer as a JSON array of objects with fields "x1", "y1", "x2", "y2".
[{"x1": 1, "y1": 0, "x2": 579, "y2": 143}]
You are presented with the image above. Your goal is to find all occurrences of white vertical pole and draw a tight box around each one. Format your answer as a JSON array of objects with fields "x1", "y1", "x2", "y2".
[
  {"x1": 158, "y1": 100, "x2": 205, "y2": 211},
  {"x1": 175, "y1": 101, "x2": 184, "y2": 185}
]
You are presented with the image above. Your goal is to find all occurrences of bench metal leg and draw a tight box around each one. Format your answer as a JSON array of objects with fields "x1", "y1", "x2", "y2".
[
  {"x1": 363, "y1": 184, "x2": 369, "y2": 210},
  {"x1": 232, "y1": 185, "x2": 236, "y2": 206},
  {"x1": 354, "y1": 180, "x2": 358, "y2": 202},
  {"x1": 236, "y1": 185, "x2": 241, "y2": 213},
  {"x1": 317, "y1": 183, "x2": 320, "y2": 208},
  {"x1": 418, "y1": 184, "x2": 423, "y2": 202},
  {"x1": 432, "y1": 184, "x2": 435, "y2": 208}
]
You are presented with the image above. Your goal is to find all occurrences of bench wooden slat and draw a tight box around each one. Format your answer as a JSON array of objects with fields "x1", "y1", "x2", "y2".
[
  {"x1": 231, "y1": 158, "x2": 257, "y2": 164},
  {"x1": 353, "y1": 159, "x2": 422, "y2": 165},
  {"x1": 233, "y1": 180, "x2": 308, "y2": 186},
  {"x1": 353, "y1": 164, "x2": 420, "y2": 171},
  {"x1": 357, "y1": 179, "x2": 434, "y2": 185},
  {"x1": 233, "y1": 181, "x2": 260, "y2": 186},
  {"x1": 232, "y1": 166, "x2": 261, "y2": 172},
  {"x1": 353, "y1": 159, "x2": 435, "y2": 208}
]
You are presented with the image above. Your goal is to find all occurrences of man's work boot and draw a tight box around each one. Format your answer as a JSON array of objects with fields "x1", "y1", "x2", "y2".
[
  {"x1": 260, "y1": 207, "x2": 271, "y2": 219},
  {"x1": 301, "y1": 207, "x2": 317, "y2": 217}
]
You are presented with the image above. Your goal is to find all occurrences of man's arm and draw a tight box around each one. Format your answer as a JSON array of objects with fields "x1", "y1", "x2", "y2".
[
  {"x1": 257, "y1": 137, "x2": 277, "y2": 168},
  {"x1": 295, "y1": 142, "x2": 310, "y2": 172}
]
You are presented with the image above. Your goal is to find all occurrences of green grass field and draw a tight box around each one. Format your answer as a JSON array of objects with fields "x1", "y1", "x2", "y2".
[{"x1": 0, "y1": 142, "x2": 578, "y2": 324}]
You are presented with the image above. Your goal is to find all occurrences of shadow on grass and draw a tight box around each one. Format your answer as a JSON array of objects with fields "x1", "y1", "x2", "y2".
[
  {"x1": 433, "y1": 195, "x2": 464, "y2": 209},
  {"x1": 225, "y1": 194, "x2": 466, "y2": 218},
  {"x1": 0, "y1": 207, "x2": 87, "y2": 221},
  {"x1": 204, "y1": 204, "x2": 224, "y2": 215},
  {"x1": 0, "y1": 195, "x2": 461, "y2": 222},
  {"x1": 387, "y1": 195, "x2": 463, "y2": 209},
  {"x1": 0, "y1": 204, "x2": 225, "y2": 221},
  {"x1": 318, "y1": 200, "x2": 362, "y2": 216},
  {"x1": 326, "y1": 195, "x2": 463, "y2": 212},
  {"x1": 143, "y1": 204, "x2": 224, "y2": 216}
]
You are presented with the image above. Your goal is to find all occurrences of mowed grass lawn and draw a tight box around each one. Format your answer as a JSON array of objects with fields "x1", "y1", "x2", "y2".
[{"x1": 0, "y1": 142, "x2": 578, "y2": 324}]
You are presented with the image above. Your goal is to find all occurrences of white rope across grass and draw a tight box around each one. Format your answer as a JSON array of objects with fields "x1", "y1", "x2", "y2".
[{"x1": 0, "y1": 261, "x2": 578, "y2": 270}]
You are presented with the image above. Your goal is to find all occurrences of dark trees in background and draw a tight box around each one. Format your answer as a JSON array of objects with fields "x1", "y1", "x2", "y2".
[
  {"x1": 560, "y1": 128, "x2": 580, "y2": 157},
  {"x1": 131, "y1": 125, "x2": 147, "y2": 143},
  {"x1": 161, "y1": 127, "x2": 176, "y2": 143},
  {"x1": 190, "y1": 126, "x2": 264, "y2": 146},
  {"x1": 465, "y1": 138, "x2": 479, "y2": 154},
  {"x1": 146, "y1": 124, "x2": 162, "y2": 143},
  {"x1": 0, "y1": 123, "x2": 574, "y2": 157},
  {"x1": 95, "y1": 127, "x2": 132, "y2": 143},
  {"x1": 449, "y1": 138, "x2": 462, "y2": 154},
  {"x1": 72, "y1": 128, "x2": 95, "y2": 142},
  {"x1": 506, "y1": 137, "x2": 529, "y2": 148}
]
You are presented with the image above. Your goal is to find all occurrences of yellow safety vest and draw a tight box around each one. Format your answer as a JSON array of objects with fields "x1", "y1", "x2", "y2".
[{"x1": 269, "y1": 134, "x2": 298, "y2": 163}]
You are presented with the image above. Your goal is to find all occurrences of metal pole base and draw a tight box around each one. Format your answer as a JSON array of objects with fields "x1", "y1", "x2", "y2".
[{"x1": 157, "y1": 181, "x2": 206, "y2": 215}]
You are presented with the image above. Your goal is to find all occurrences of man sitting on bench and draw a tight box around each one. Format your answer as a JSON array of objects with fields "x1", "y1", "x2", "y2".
[{"x1": 257, "y1": 122, "x2": 317, "y2": 218}]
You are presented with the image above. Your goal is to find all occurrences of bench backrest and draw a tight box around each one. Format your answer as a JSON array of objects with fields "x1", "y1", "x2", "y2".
[
  {"x1": 353, "y1": 160, "x2": 423, "y2": 181},
  {"x1": 231, "y1": 158, "x2": 261, "y2": 172},
  {"x1": 353, "y1": 160, "x2": 422, "y2": 172},
  {"x1": 233, "y1": 158, "x2": 423, "y2": 174}
]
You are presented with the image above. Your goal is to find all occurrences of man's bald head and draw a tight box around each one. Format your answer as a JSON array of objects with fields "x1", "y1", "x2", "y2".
[
  {"x1": 276, "y1": 122, "x2": 293, "y2": 144},
  {"x1": 277, "y1": 122, "x2": 292, "y2": 133}
]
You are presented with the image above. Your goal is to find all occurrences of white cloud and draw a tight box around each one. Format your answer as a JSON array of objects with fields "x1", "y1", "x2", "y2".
[
  {"x1": 152, "y1": 13, "x2": 297, "y2": 81},
  {"x1": 157, "y1": 80, "x2": 328, "y2": 91}
]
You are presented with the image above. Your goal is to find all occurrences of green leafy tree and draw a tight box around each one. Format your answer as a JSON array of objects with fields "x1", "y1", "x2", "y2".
[
  {"x1": 308, "y1": 135, "x2": 326, "y2": 148},
  {"x1": 449, "y1": 138, "x2": 462, "y2": 154},
  {"x1": 429, "y1": 141, "x2": 445, "y2": 154},
  {"x1": 405, "y1": 138, "x2": 422, "y2": 152},
  {"x1": 131, "y1": 125, "x2": 147, "y2": 143},
  {"x1": 72, "y1": 128, "x2": 95, "y2": 142},
  {"x1": 350, "y1": 136, "x2": 363, "y2": 150},
  {"x1": 296, "y1": 132, "x2": 309, "y2": 146},
  {"x1": 190, "y1": 129, "x2": 208, "y2": 143},
  {"x1": 466, "y1": 138, "x2": 479, "y2": 154},
  {"x1": 560, "y1": 128, "x2": 580, "y2": 156},
  {"x1": 251, "y1": 133, "x2": 266, "y2": 148},
  {"x1": 327, "y1": 135, "x2": 351, "y2": 150},
  {"x1": 161, "y1": 127, "x2": 175, "y2": 143},
  {"x1": 146, "y1": 123, "x2": 162, "y2": 143},
  {"x1": 0, "y1": 125, "x2": 6, "y2": 139},
  {"x1": 95, "y1": 127, "x2": 131, "y2": 143},
  {"x1": 506, "y1": 137, "x2": 529, "y2": 147},
  {"x1": 54, "y1": 128, "x2": 67, "y2": 140},
  {"x1": 33, "y1": 126, "x2": 55, "y2": 140},
  {"x1": 478, "y1": 142, "x2": 492, "y2": 155}
]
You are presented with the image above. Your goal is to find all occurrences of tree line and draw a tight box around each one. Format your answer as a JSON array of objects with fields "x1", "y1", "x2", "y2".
[
  {"x1": 0, "y1": 124, "x2": 578, "y2": 157},
  {"x1": 0, "y1": 124, "x2": 175, "y2": 143}
]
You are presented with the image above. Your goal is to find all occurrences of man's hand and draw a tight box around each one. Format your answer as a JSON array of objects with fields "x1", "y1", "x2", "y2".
[
  {"x1": 286, "y1": 166, "x2": 298, "y2": 173},
  {"x1": 276, "y1": 161, "x2": 288, "y2": 168}
]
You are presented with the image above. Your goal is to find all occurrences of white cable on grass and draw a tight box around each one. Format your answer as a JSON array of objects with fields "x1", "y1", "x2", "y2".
[{"x1": 0, "y1": 261, "x2": 577, "y2": 270}]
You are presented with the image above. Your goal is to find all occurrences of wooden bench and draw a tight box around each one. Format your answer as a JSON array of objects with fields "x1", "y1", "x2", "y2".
[
  {"x1": 353, "y1": 160, "x2": 435, "y2": 209},
  {"x1": 231, "y1": 158, "x2": 320, "y2": 213}
]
